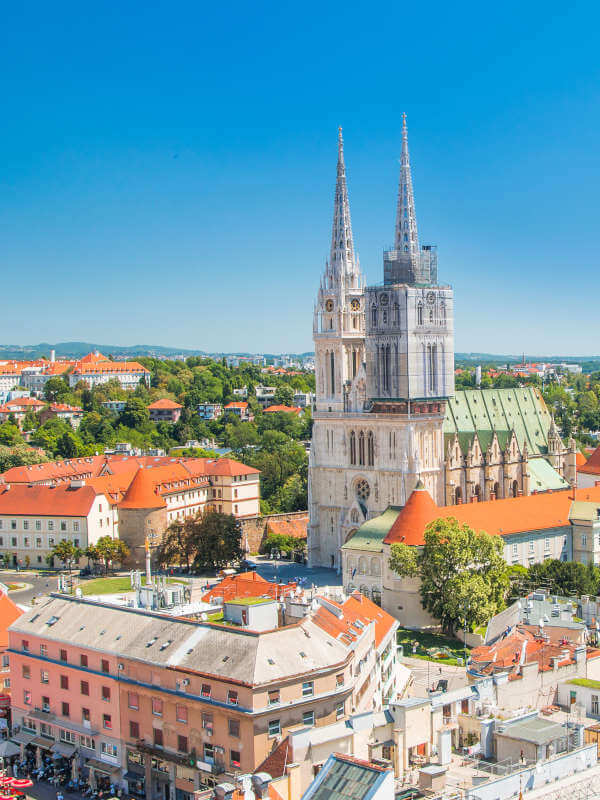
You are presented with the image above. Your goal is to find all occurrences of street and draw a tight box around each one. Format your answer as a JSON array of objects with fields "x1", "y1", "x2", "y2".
[{"x1": 0, "y1": 572, "x2": 60, "y2": 605}]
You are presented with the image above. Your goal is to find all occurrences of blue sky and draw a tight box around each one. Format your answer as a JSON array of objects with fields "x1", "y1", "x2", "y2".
[{"x1": 2, "y1": 1, "x2": 599, "y2": 355}]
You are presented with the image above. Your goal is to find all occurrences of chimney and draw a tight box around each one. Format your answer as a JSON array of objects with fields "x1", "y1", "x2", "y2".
[{"x1": 50, "y1": 349, "x2": 56, "y2": 363}]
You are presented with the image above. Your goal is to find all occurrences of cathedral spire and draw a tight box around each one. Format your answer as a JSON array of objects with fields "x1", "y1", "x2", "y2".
[
  {"x1": 330, "y1": 127, "x2": 356, "y2": 279},
  {"x1": 394, "y1": 113, "x2": 420, "y2": 258}
]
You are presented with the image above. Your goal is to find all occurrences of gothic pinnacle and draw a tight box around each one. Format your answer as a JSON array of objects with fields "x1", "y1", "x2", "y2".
[{"x1": 394, "y1": 113, "x2": 420, "y2": 258}]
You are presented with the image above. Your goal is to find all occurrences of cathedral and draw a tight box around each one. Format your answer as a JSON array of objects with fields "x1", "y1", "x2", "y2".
[{"x1": 308, "y1": 119, "x2": 576, "y2": 570}]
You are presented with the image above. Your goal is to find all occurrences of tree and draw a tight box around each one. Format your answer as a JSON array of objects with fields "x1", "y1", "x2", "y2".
[
  {"x1": 0, "y1": 423, "x2": 21, "y2": 446},
  {"x1": 0, "y1": 442, "x2": 48, "y2": 473},
  {"x1": 273, "y1": 385, "x2": 294, "y2": 407},
  {"x1": 191, "y1": 512, "x2": 243, "y2": 571},
  {"x1": 84, "y1": 545, "x2": 101, "y2": 571},
  {"x1": 155, "y1": 520, "x2": 196, "y2": 571},
  {"x1": 526, "y1": 559, "x2": 599, "y2": 596},
  {"x1": 50, "y1": 540, "x2": 82, "y2": 576},
  {"x1": 44, "y1": 377, "x2": 70, "y2": 403},
  {"x1": 119, "y1": 397, "x2": 150, "y2": 429},
  {"x1": 389, "y1": 517, "x2": 509, "y2": 634},
  {"x1": 95, "y1": 536, "x2": 130, "y2": 574}
]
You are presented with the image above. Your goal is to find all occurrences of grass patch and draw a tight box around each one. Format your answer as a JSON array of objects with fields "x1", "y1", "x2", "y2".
[
  {"x1": 397, "y1": 627, "x2": 470, "y2": 664},
  {"x1": 225, "y1": 597, "x2": 273, "y2": 606},
  {"x1": 567, "y1": 678, "x2": 600, "y2": 690},
  {"x1": 6, "y1": 584, "x2": 22, "y2": 591},
  {"x1": 80, "y1": 576, "x2": 187, "y2": 595}
]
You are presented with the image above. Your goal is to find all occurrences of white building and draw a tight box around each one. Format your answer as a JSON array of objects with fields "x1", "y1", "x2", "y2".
[{"x1": 0, "y1": 482, "x2": 114, "y2": 567}]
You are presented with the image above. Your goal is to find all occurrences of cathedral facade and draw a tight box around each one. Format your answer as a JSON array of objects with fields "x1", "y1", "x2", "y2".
[{"x1": 308, "y1": 120, "x2": 575, "y2": 570}]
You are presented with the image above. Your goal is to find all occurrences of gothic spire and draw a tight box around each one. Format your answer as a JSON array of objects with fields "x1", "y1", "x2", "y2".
[
  {"x1": 330, "y1": 127, "x2": 357, "y2": 279},
  {"x1": 394, "y1": 113, "x2": 420, "y2": 258}
]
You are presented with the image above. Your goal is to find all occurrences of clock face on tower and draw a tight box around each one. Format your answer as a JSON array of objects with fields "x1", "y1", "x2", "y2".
[
  {"x1": 325, "y1": 299, "x2": 334, "y2": 312},
  {"x1": 350, "y1": 298, "x2": 360, "y2": 311},
  {"x1": 426, "y1": 291, "x2": 436, "y2": 305}
]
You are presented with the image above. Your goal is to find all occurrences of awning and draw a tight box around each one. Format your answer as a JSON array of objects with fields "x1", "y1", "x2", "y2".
[
  {"x1": 51, "y1": 742, "x2": 76, "y2": 758},
  {"x1": 0, "y1": 696, "x2": 10, "y2": 709},
  {"x1": 30, "y1": 736, "x2": 54, "y2": 749},
  {"x1": 10, "y1": 732, "x2": 36, "y2": 746},
  {"x1": 0, "y1": 741, "x2": 21, "y2": 759},
  {"x1": 86, "y1": 758, "x2": 120, "y2": 775}
]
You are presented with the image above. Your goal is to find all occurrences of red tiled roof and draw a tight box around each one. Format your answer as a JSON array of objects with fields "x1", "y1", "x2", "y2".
[
  {"x1": 119, "y1": 467, "x2": 167, "y2": 509},
  {"x1": 470, "y1": 626, "x2": 586, "y2": 676},
  {"x1": 72, "y1": 361, "x2": 149, "y2": 375},
  {"x1": 202, "y1": 572, "x2": 296, "y2": 603},
  {"x1": 49, "y1": 404, "x2": 83, "y2": 413},
  {"x1": 384, "y1": 483, "x2": 600, "y2": 546},
  {"x1": 579, "y1": 445, "x2": 600, "y2": 475},
  {"x1": 576, "y1": 451, "x2": 588, "y2": 468},
  {"x1": 0, "y1": 591, "x2": 23, "y2": 650},
  {"x1": 224, "y1": 402, "x2": 249, "y2": 410},
  {"x1": 263, "y1": 405, "x2": 302, "y2": 415},
  {"x1": 312, "y1": 591, "x2": 397, "y2": 650},
  {"x1": 0, "y1": 483, "x2": 100, "y2": 517},
  {"x1": 255, "y1": 737, "x2": 290, "y2": 779},
  {"x1": 147, "y1": 398, "x2": 182, "y2": 410},
  {"x1": 182, "y1": 458, "x2": 260, "y2": 477}
]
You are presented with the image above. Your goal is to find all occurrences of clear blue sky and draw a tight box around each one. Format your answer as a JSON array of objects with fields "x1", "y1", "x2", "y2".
[{"x1": 2, "y1": 1, "x2": 599, "y2": 355}]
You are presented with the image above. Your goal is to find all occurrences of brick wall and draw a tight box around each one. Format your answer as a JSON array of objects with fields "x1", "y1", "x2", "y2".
[{"x1": 240, "y1": 511, "x2": 308, "y2": 554}]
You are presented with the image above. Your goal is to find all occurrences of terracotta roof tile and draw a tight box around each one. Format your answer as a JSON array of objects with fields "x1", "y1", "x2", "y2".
[
  {"x1": 147, "y1": 398, "x2": 182, "y2": 410},
  {"x1": 0, "y1": 483, "x2": 101, "y2": 516},
  {"x1": 0, "y1": 591, "x2": 23, "y2": 650}
]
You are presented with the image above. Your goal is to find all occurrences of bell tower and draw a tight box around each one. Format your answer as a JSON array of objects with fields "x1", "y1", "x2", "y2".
[{"x1": 314, "y1": 128, "x2": 365, "y2": 412}]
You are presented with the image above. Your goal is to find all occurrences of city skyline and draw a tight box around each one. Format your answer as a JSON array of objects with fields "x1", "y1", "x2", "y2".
[{"x1": 2, "y1": 1, "x2": 600, "y2": 353}]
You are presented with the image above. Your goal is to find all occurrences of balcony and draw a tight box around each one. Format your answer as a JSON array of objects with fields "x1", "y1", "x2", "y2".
[{"x1": 135, "y1": 740, "x2": 196, "y2": 768}]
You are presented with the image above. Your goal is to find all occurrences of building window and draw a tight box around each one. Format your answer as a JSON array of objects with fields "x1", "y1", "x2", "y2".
[
  {"x1": 417, "y1": 303, "x2": 423, "y2": 325},
  {"x1": 101, "y1": 659, "x2": 109, "y2": 673},
  {"x1": 336, "y1": 673, "x2": 345, "y2": 687},
  {"x1": 81, "y1": 680, "x2": 89, "y2": 696},
  {"x1": 60, "y1": 675, "x2": 69, "y2": 690},
  {"x1": 512, "y1": 543, "x2": 518, "y2": 555},
  {"x1": 60, "y1": 521, "x2": 67, "y2": 532},
  {"x1": 21, "y1": 640, "x2": 29, "y2": 652},
  {"x1": 153, "y1": 728, "x2": 163, "y2": 747},
  {"x1": 176, "y1": 704, "x2": 187, "y2": 723},
  {"x1": 302, "y1": 681, "x2": 314, "y2": 697},
  {"x1": 35, "y1": 521, "x2": 41, "y2": 531},
  {"x1": 528, "y1": 541, "x2": 534, "y2": 553},
  {"x1": 228, "y1": 718, "x2": 240, "y2": 737},
  {"x1": 101, "y1": 742, "x2": 118, "y2": 758},
  {"x1": 349, "y1": 431, "x2": 356, "y2": 465},
  {"x1": 61, "y1": 702, "x2": 70, "y2": 718},
  {"x1": 73, "y1": 522, "x2": 79, "y2": 532},
  {"x1": 227, "y1": 689, "x2": 239, "y2": 705},
  {"x1": 22, "y1": 665, "x2": 30, "y2": 679},
  {"x1": 40, "y1": 670, "x2": 49, "y2": 684},
  {"x1": 80, "y1": 735, "x2": 94, "y2": 749},
  {"x1": 177, "y1": 735, "x2": 188, "y2": 753},
  {"x1": 10, "y1": 521, "x2": 16, "y2": 531},
  {"x1": 40, "y1": 644, "x2": 47, "y2": 657},
  {"x1": 60, "y1": 729, "x2": 76, "y2": 744},
  {"x1": 23, "y1": 690, "x2": 32, "y2": 706},
  {"x1": 202, "y1": 713, "x2": 213, "y2": 732},
  {"x1": 41, "y1": 696, "x2": 50, "y2": 712},
  {"x1": 129, "y1": 721, "x2": 140, "y2": 740},
  {"x1": 204, "y1": 743, "x2": 214, "y2": 762},
  {"x1": 11, "y1": 537, "x2": 16, "y2": 547},
  {"x1": 544, "y1": 537, "x2": 550, "y2": 551},
  {"x1": 48, "y1": 521, "x2": 54, "y2": 531},
  {"x1": 582, "y1": 534, "x2": 588, "y2": 547},
  {"x1": 152, "y1": 698, "x2": 163, "y2": 716},
  {"x1": 336, "y1": 702, "x2": 344, "y2": 720},
  {"x1": 230, "y1": 750, "x2": 241, "y2": 768},
  {"x1": 367, "y1": 431, "x2": 374, "y2": 466},
  {"x1": 201, "y1": 683, "x2": 211, "y2": 698},
  {"x1": 268, "y1": 719, "x2": 281, "y2": 738},
  {"x1": 102, "y1": 686, "x2": 110, "y2": 702},
  {"x1": 303, "y1": 711, "x2": 315, "y2": 726},
  {"x1": 268, "y1": 690, "x2": 280, "y2": 706},
  {"x1": 60, "y1": 649, "x2": 67, "y2": 662},
  {"x1": 128, "y1": 692, "x2": 139, "y2": 710},
  {"x1": 80, "y1": 654, "x2": 88, "y2": 667},
  {"x1": 82, "y1": 708, "x2": 90, "y2": 722},
  {"x1": 23, "y1": 521, "x2": 29, "y2": 531},
  {"x1": 103, "y1": 714, "x2": 112, "y2": 730}
]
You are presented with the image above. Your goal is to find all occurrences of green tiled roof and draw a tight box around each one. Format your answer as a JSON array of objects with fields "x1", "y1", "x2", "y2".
[
  {"x1": 341, "y1": 506, "x2": 402, "y2": 552},
  {"x1": 528, "y1": 458, "x2": 570, "y2": 492},
  {"x1": 444, "y1": 388, "x2": 552, "y2": 456},
  {"x1": 308, "y1": 756, "x2": 385, "y2": 800}
]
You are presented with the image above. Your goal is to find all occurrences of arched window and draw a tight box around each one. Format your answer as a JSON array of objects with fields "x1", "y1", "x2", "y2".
[
  {"x1": 393, "y1": 303, "x2": 400, "y2": 325},
  {"x1": 512, "y1": 479, "x2": 519, "y2": 498},
  {"x1": 349, "y1": 431, "x2": 356, "y2": 465},
  {"x1": 474, "y1": 484, "x2": 481, "y2": 501},
  {"x1": 371, "y1": 305, "x2": 377, "y2": 327},
  {"x1": 429, "y1": 308, "x2": 434, "y2": 323},
  {"x1": 367, "y1": 431, "x2": 374, "y2": 466},
  {"x1": 440, "y1": 303, "x2": 446, "y2": 324},
  {"x1": 358, "y1": 431, "x2": 365, "y2": 465},
  {"x1": 382, "y1": 310, "x2": 388, "y2": 325},
  {"x1": 493, "y1": 481, "x2": 500, "y2": 499},
  {"x1": 358, "y1": 557, "x2": 367, "y2": 575},
  {"x1": 371, "y1": 557, "x2": 380, "y2": 576},
  {"x1": 351, "y1": 509, "x2": 359, "y2": 524},
  {"x1": 454, "y1": 486, "x2": 462, "y2": 504},
  {"x1": 417, "y1": 304, "x2": 423, "y2": 325}
]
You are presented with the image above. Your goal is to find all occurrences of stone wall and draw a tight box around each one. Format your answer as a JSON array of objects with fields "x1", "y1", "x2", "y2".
[
  {"x1": 119, "y1": 506, "x2": 168, "y2": 567},
  {"x1": 239, "y1": 511, "x2": 308, "y2": 554}
]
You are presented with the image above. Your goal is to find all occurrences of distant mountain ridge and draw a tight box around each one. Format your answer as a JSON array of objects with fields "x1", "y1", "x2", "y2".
[{"x1": 0, "y1": 342, "x2": 316, "y2": 360}]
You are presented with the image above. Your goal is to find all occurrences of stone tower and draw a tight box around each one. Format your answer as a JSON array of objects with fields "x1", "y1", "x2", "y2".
[{"x1": 313, "y1": 128, "x2": 365, "y2": 413}]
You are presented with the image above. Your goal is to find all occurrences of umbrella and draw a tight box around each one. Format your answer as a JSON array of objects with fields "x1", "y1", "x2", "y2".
[{"x1": 8, "y1": 780, "x2": 32, "y2": 789}]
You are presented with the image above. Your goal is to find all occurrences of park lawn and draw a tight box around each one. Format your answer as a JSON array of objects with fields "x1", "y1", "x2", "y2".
[
  {"x1": 397, "y1": 626, "x2": 470, "y2": 665},
  {"x1": 80, "y1": 576, "x2": 187, "y2": 595}
]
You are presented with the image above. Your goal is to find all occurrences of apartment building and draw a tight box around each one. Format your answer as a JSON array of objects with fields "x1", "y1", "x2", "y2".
[
  {"x1": 147, "y1": 399, "x2": 183, "y2": 423},
  {"x1": 223, "y1": 402, "x2": 253, "y2": 422},
  {"x1": 197, "y1": 404, "x2": 223, "y2": 421},
  {"x1": 0, "y1": 397, "x2": 45, "y2": 425},
  {"x1": 0, "y1": 483, "x2": 114, "y2": 567},
  {"x1": 38, "y1": 403, "x2": 84, "y2": 429},
  {"x1": 69, "y1": 360, "x2": 150, "y2": 390},
  {"x1": 7, "y1": 593, "x2": 400, "y2": 795}
]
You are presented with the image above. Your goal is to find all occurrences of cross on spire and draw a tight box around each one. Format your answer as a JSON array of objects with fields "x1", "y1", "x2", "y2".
[
  {"x1": 330, "y1": 126, "x2": 357, "y2": 279},
  {"x1": 394, "y1": 114, "x2": 420, "y2": 258}
]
